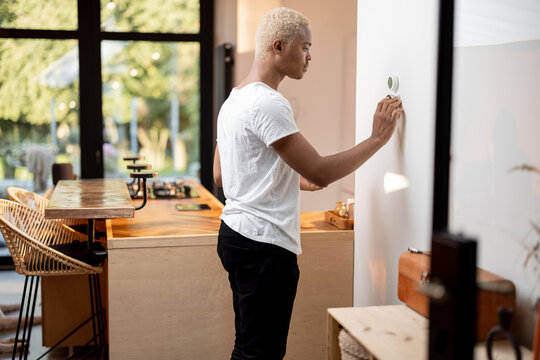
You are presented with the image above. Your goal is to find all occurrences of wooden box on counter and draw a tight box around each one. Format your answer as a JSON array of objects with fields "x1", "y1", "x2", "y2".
[{"x1": 325, "y1": 211, "x2": 354, "y2": 230}]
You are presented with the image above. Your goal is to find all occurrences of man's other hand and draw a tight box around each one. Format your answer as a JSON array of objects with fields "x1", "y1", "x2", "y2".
[{"x1": 300, "y1": 176, "x2": 325, "y2": 191}]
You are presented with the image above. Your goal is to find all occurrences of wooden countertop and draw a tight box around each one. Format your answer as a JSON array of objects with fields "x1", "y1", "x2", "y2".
[
  {"x1": 46, "y1": 179, "x2": 134, "y2": 219},
  {"x1": 299, "y1": 212, "x2": 348, "y2": 232},
  {"x1": 106, "y1": 182, "x2": 351, "y2": 249}
]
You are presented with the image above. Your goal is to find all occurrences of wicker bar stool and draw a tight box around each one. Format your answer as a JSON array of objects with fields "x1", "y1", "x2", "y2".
[
  {"x1": 7, "y1": 187, "x2": 87, "y2": 231},
  {"x1": 0, "y1": 199, "x2": 106, "y2": 360}
]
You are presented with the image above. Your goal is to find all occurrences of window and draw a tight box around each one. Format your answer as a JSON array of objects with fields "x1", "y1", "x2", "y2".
[
  {"x1": 0, "y1": 1, "x2": 77, "y2": 30},
  {"x1": 0, "y1": 38, "x2": 81, "y2": 189},
  {"x1": 100, "y1": 0, "x2": 200, "y2": 33},
  {"x1": 102, "y1": 40, "x2": 201, "y2": 178}
]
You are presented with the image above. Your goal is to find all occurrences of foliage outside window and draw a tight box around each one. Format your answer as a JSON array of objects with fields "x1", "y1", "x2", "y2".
[
  {"x1": 99, "y1": 0, "x2": 201, "y2": 178},
  {"x1": 0, "y1": 0, "x2": 77, "y2": 30},
  {"x1": 100, "y1": 0, "x2": 199, "y2": 33},
  {"x1": 0, "y1": 38, "x2": 80, "y2": 189},
  {"x1": 102, "y1": 41, "x2": 200, "y2": 178}
]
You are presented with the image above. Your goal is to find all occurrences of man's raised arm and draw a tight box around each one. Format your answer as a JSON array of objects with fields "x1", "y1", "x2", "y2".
[{"x1": 272, "y1": 96, "x2": 403, "y2": 187}]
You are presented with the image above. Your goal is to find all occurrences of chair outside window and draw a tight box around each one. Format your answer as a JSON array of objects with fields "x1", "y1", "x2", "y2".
[{"x1": 0, "y1": 199, "x2": 106, "y2": 359}]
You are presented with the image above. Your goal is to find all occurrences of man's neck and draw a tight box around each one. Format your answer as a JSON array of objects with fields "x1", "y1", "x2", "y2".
[{"x1": 237, "y1": 58, "x2": 285, "y2": 91}]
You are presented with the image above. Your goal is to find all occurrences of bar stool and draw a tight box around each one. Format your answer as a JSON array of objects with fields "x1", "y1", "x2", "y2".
[
  {"x1": 51, "y1": 163, "x2": 75, "y2": 186},
  {"x1": 6, "y1": 187, "x2": 87, "y2": 231},
  {"x1": 130, "y1": 171, "x2": 158, "y2": 210},
  {"x1": 123, "y1": 156, "x2": 144, "y2": 190},
  {"x1": 126, "y1": 163, "x2": 152, "y2": 198},
  {"x1": 0, "y1": 200, "x2": 106, "y2": 360},
  {"x1": 123, "y1": 156, "x2": 143, "y2": 163}
]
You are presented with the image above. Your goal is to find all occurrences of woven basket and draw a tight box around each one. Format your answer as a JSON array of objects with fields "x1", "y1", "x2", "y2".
[{"x1": 338, "y1": 328, "x2": 371, "y2": 360}]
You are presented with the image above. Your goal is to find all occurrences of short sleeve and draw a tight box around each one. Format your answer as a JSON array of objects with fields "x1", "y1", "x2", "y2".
[{"x1": 251, "y1": 94, "x2": 299, "y2": 147}]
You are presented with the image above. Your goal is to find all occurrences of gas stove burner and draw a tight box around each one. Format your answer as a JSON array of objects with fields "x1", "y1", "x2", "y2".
[{"x1": 128, "y1": 179, "x2": 199, "y2": 199}]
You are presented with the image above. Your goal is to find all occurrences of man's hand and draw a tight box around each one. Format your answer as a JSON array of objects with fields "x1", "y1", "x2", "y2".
[
  {"x1": 370, "y1": 96, "x2": 403, "y2": 146},
  {"x1": 300, "y1": 176, "x2": 324, "y2": 191}
]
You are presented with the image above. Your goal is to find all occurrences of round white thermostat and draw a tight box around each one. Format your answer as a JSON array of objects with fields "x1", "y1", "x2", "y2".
[{"x1": 387, "y1": 75, "x2": 399, "y2": 92}]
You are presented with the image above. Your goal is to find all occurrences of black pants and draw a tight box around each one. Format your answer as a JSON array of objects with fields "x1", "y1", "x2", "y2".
[{"x1": 217, "y1": 221, "x2": 300, "y2": 360}]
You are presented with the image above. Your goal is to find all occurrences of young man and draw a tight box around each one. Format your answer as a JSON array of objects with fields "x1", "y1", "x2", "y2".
[{"x1": 214, "y1": 7, "x2": 403, "y2": 360}]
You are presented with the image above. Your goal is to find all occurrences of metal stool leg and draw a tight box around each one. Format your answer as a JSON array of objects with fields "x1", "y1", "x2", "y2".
[
  {"x1": 18, "y1": 276, "x2": 31, "y2": 359},
  {"x1": 11, "y1": 275, "x2": 103, "y2": 360},
  {"x1": 93, "y1": 274, "x2": 106, "y2": 346},
  {"x1": 88, "y1": 275, "x2": 99, "y2": 347},
  {"x1": 24, "y1": 277, "x2": 40, "y2": 360},
  {"x1": 34, "y1": 274, "x2": 105, "y2": 360},
  {"x1": 92, "y1": 274, "x2": 106, "y2": 359},
  {"x1": 12, "y1": 276, "x2": 29, "y2": 360},
  {"x1": 18, "y1": 276, "x2": 37, "y2": 360}
]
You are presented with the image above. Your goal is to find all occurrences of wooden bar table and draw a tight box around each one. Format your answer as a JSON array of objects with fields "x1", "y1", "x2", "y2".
[
  {"x1": 46, "y1": 179, "x2": 134, "y2": 252},
  {"x1": 106, "y1": 181, "x2": 353, "y2": 360},
  {"x1": 42, "y1": 179, "x2": 134, "y2": 347},
  {"x1": 46, "y1": 179, "x2": 134, "y2": 219}
]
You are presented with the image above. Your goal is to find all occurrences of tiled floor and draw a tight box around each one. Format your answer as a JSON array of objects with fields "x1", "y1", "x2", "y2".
[{"x1": 0, "y1": 270, "x2": 101, "y2": 360}]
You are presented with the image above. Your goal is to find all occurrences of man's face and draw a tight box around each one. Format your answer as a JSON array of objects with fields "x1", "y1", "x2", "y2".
[{"x1": 279, "y1": 25, "x2": 312, "y2": 80}]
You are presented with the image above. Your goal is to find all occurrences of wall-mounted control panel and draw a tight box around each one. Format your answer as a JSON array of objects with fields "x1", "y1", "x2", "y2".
[
  {"x1": 387, "y1": 75, "x2": 400, "y2": 99},
  {"x1": 388, "y1": 75, "x2": 399, "y2": 92}
]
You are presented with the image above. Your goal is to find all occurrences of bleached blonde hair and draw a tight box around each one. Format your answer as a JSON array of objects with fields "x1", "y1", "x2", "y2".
[{"x1": 255, "y1": 7, "x2": 310, "y2": 60}]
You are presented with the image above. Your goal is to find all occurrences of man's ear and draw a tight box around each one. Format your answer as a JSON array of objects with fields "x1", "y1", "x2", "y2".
[{"x1": 272, "y1": 40, "x2": 283, "y2": 55}]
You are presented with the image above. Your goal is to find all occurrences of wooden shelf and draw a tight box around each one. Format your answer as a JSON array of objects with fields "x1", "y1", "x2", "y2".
[{"x1": 327, "y1": 305, "x2": 533, "y2": 360}]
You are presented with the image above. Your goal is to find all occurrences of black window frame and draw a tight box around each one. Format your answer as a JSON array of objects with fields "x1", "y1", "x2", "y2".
[{"x1": 432, "y1": 0, "x2": 454, "y2": 233}]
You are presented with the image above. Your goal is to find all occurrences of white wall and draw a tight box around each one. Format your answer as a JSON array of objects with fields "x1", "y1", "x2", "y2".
[
  {"x1": 353, "y1": 0, "x2": 540, "y2": 347},
  {"x1": 450, "y1": 1, "x2": 540, "y2": 346},
  {"x1": 354, "y1": 0, "x2": 439, "y2": 306},
  {"x1": 234, "y1": 0, "x2": 357, "y2": 212},
  {"x1": 215, "y1": 0, "x2": 237, "y2": 47}
]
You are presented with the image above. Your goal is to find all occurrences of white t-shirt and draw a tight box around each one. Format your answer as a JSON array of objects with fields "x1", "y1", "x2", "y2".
[{"x1": 217, "y1": 82, "x2": 302, "y2": 254}]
